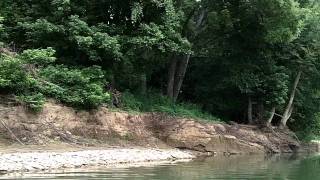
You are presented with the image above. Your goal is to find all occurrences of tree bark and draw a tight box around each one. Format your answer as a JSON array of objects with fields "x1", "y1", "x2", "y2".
[
  {"x1": 248, "y1": 96, "x2": 253, "y2": 124},
  {"x1": 267, "y1": 107, "x2": 276, "y2": 126},
  {"x1": 173, "y1": 54, "x2": 190, "y2": 101},
  {"x1": 167, "y1": 56, "x2": 178, "y2": 99},
  {"x1": 280, "y1": 71, "x2": 302, "y2": 128}
]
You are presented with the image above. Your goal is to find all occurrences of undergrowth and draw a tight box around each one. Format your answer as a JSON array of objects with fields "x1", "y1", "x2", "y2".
[{"x1": 120, "y1": 91, "x2": 221, "y2": 122}]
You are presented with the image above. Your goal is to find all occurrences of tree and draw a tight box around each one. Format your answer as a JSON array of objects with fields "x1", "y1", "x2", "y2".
[
  {"x1": 1, "y1": 0, "x2": 190, "y2": 93},
  {"x1": 0, "y1": 15, "x2": 4, "y2": 47},
  {"x1": 276, "y1": 0, "x2": 320, "y2": 128},
  {"x1": 183, "y1": 0, "x2": 307, "y2": 124}
]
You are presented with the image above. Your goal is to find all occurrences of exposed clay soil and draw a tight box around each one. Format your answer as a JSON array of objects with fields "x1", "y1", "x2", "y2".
[{"x1": 0, "y1": 99, "x2": 313, "y2": 154}]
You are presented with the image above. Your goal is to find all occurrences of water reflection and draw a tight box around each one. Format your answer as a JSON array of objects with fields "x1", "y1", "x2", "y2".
[{"x1": 1, "y1": 154, "x2": 319, "y2": 180}]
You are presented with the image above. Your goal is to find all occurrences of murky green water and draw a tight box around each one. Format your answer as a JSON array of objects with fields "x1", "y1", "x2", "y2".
[{"x1": 1, "y1": 154, "x2": 320, "y2": 180}]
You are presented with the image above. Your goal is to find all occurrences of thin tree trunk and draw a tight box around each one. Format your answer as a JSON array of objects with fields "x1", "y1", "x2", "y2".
[
  {"x1": 257, "y1": 102, "x2": 264, "y2": 122},
  {"x1": 288, "y1": 105, "x2": 294, "y2": 118},
  {"x1": 110, "y1": 73, "x2": 116, "y2": 89},
  {"x1": 173, "y1": 54, "x2": 190, "y2": 101},
  {"x1": 267, "y1": 107, "x2": 276, "y2": 126},
  {"x1": 195, "y1": 10, "x2": 206, "y2": 29},
  {"x1": 280, "y1": 71, "x2": 302, "y2": 128},
  {"x1": 167, "y1": 56, "x2": 178, "y2": 99},
  {"x1": 139, "y1": 73, "x2": 147, "y2": 95},
  {"x1": 248, "y1": 96, "x2": 253, "y2": 124}
]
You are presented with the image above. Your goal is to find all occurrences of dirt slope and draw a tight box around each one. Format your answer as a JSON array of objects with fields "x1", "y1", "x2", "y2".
[{"x1": 0, "y1": 100, "x2": 306, "y2": 154}]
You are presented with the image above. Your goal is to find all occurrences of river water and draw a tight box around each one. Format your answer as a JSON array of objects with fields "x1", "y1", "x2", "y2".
[{"x1": 1, "y1": 154, "x2": 319, "y2": 180}]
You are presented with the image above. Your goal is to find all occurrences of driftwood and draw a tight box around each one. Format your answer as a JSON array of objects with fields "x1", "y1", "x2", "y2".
[
  {"x1": 0, "y1": 107, "x2": 25, "y2": 145},
  {"x1": 0, "y1": 47, "x2": 17, "y2": 56},
  {"x1": 0, "y1": 119, "x2": 25, "y2": 145}
]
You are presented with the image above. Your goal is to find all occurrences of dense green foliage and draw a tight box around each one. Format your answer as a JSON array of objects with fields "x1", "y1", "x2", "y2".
[
  {"x1": 0, "y1": 0, "x2": 319, "y2": 139},
  {"x1": 39, "y1": 65, "x2": 110, "y2": 108},
  {"x1": 0, "y1": 48, "x2": 110, "y2": 111}
]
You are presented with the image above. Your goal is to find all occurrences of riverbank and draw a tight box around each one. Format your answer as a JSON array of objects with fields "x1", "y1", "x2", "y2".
[
  {"x1": 0, "y1": 148, "x2": 194, "y2": 172},
  {"x1": 0, "y1": 100, "x2": 317, "y2": 159}
]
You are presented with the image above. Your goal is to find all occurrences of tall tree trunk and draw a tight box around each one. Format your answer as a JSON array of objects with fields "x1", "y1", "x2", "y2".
[
  {"x1": 167, "y1": 57, "x2": 178, "y2": 99},
  {"x1": 280, "y1": 71, "x2": 302, "y2": 128},
  {"x1": 173, "y1": 54, "x2": 190, "y2": 101},
  {"x1": 248, "y1": 96, "x2": 253, "y2": 124},
  {"x1": 267, "y1": 107, "x2": 276, "y2": 126},
  {"x1": 166, "y1": 6, "x2": 206, "y2": 102}
]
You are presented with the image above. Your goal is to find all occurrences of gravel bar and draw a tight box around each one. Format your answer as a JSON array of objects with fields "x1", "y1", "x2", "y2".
[{"x1": 0, "y1": 149, "x2": 194, "y2": 172}]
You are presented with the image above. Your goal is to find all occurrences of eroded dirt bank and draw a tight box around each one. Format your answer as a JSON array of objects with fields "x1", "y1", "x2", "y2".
[{"x1": 0, "y1": 100, "x2": 316, "y2": 154}]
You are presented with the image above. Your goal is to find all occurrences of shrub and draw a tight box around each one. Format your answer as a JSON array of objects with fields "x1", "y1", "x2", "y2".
[
  {"x1": 17, "y1": 93, "x2": 45, "y2": 112},
  {"x1": 39, "y1": 65, "x2": 110, "y2": 108},
  {"x1": 0, "y1": 55, "x2": 30, "y2": 92},
  {"x1": 0, "y1": 50, "x2": 51, "y2": 111},
  {"x1": 0, "y1": 47, "x2": 110, "y2": 111},
  {"x1": 19, "y1": 47, "x2": 56, "y2": 65}
]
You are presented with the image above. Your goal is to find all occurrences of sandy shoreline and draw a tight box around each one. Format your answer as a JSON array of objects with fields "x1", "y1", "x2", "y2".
[{"x1": 0, "y1": 148, "x2": 195, "y2": 172}]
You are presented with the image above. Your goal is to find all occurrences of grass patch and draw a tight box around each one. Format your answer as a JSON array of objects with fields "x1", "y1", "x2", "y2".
[{"x1": 120, "y1": 91, "x2": 221, "y2": 122}]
